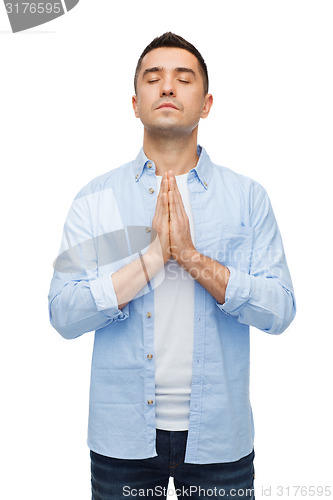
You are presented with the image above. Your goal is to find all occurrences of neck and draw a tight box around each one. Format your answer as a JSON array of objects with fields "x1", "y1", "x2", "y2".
[{"x1": 142, "y1": 128, "x2": 199, "y2": 176}]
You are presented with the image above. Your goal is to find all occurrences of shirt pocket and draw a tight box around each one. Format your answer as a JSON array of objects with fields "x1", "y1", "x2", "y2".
[{"x1": 204, "y1": 224, "x2": 253, "y2": 273}]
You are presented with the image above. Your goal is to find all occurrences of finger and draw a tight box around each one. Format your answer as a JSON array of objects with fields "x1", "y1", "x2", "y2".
[
  {"x1": 156, "y1": 176, "x2": 167, "y2": 215},
  {"x1": 168, "y1": 190, "x2": 178, "y2": 222},
  {"x1": 172, "y1": 192, "x2": 185, "y2": 226},
  {"x1": 162, "y1": 176, "x2": 170, "y2": 219},
  {"x1": 161, "y1": 192, "x2": 169, "y2": 219},
  {"x1": 168, "y1": 170, "x2": 176, "y2": 193},
  {"x1": 163, "y1": 172, "x2": 169, "y2": 190},
  {"x1": 168, "y1": 173, "x2": 178, "y2": 196},
  {"x1": 169, "y1": 175, "x2": 186, "y2": 220},
  {"x1": 169, "y1": 173, "x2": 182, "y2": 201},
  {"x1": 173, "y1": 188, "x2": 184, "y2": 220}
]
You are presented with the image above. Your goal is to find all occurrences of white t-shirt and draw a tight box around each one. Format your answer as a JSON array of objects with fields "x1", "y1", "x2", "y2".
[{"x1": 154, "y1": 172, "x2": 196, "y2": 431}]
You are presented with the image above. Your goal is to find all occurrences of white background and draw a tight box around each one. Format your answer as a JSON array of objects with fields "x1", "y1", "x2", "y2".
[{"x1": 1, "y1": 1, "x2": 332, "y2": 499}]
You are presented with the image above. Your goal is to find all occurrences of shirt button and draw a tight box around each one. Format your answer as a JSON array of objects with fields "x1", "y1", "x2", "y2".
[
  {"x1": 135, "y1": 174, "x2": 139, "y2": 180},
  {"x1": 146, "y1": 312, "x2": 152, "y2": 318},
  {"x1": 203, "y1": 181, "x2": 208, "y2": 187},
  {"x1": 147, "y1": 354, "x2": 153, "y2": 359},
  {"x1": 145, "y1": 227, "x2": 151, "y2": 233},
  {"x1": 147, "y1": 162, "x2": 153, "y2": 169},
  {"x1": 148, "y1": 187, "x2": 154, "y2": 194},
  {"x1": 147, "y1": 399, "x2": 153, "y2": 405}
]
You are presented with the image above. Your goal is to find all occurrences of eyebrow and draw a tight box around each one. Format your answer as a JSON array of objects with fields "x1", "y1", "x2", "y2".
[{"x1": 142, "y1": 66, "x2": 196, "y2": 78}]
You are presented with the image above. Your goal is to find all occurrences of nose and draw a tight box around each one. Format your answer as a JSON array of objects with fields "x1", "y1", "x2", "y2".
[
  {"x1": 161, "y1": 89, "x2": 174, "y2": 96},
  {"x1": 160, "y1": 76, "x2": 175, "y2": 97}
]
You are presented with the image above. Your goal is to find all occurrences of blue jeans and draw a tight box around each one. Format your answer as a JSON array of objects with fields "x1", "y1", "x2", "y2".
[{"x1": 90, "y1": 430, "x2": 255, "y2": 499}]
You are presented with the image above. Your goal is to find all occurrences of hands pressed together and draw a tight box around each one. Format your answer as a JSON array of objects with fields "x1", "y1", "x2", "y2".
[
  {"x1": 149, "y1": 170, "x2": 197, "y2": 267},
  {"x1": 143, "y1": 170, "x2": 230, "y2": 304}
]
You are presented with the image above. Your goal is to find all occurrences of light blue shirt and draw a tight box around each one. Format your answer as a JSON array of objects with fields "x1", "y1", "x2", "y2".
[{"x1": 48, "y1": 145, "x2": 296, "y2": 464}]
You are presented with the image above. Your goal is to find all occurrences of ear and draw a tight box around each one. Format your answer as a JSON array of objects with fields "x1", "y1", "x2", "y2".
[
  {"x1": 201, "y1": 94, "x2": 213, "y2": 119},
  {"x1": 132, "y1": 95, "x2": 140, "y2": 118}
]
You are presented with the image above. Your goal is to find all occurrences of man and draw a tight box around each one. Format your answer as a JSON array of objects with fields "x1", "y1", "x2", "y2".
[{"x1": 48, "y1": 32, "x2": 296, "y2": 499}]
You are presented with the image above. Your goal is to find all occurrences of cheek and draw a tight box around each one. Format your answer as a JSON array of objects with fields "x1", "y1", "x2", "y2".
[
  {"x1": 183, "y1": 92, "x2": 204, "y2": 116},
  {"x1": 186, "y1": 103, "x2": 204, "y2": 121},
  {"x1": 137, "y1": 93, "x2": 156, "y2": 114}
]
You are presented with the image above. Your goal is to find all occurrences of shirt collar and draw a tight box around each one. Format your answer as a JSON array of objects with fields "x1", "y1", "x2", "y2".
[{"x1": 132, "y1": 144, "x2": 213, "y2": 190}]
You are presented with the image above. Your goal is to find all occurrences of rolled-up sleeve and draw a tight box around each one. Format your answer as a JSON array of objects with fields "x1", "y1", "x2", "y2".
[
  {"x1": 216, "y1": 183, "x2": 296, "y2": 334},
  {"x1": 219, "y1": 267, "x2": 252, "y2": 313}
]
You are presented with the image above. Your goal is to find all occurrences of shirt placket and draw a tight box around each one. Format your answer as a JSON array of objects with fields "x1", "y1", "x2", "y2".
[
  {"x1": 184, "y1": 176, "x2": 207, "y2": 463},
  {"x1": 139, "y1": 161, "x2": 159, "y2": 457}
]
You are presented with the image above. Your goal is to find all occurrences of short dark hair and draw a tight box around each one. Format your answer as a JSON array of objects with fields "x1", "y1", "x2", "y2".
[{"x1": 134, "y1": 32, "x2": 209, "y2": 95}]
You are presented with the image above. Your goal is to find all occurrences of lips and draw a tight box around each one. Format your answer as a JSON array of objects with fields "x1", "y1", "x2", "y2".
[{"x1": 157, "y1": 103, "x2": 178, "y2": 110}]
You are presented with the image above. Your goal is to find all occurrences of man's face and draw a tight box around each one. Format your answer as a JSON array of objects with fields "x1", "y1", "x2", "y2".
[{"x1": 132, "y1": 47, "x2": 212, "y2": 136}]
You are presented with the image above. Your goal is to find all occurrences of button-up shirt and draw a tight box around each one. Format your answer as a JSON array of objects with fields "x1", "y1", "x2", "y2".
[{"x1": 48, "y1": 145, "x2": 296, "y2": 464}]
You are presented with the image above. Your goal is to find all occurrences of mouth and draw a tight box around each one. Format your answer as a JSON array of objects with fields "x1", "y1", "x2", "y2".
[{"x1": 157, "y1": 103, "x2": 178, "y2": 110}]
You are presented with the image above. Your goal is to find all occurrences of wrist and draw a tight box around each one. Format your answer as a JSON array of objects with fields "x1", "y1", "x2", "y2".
[
  {"x1": 144, "y1": 247, "x2": 165, "y2": 272},
  {"x1": 148, "y1": 238, "x2": 171, "y2": 265},
  {"x1": 176, "y1": 247, "x2": 200, "y2": 270}
]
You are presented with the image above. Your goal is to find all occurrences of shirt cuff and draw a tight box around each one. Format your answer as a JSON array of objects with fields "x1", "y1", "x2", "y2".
[
  {"x1": 90, "y1": 273, "x2": 129, "y2": 321},
  {"x1": 215, "y1": 266, "x2": 252, "y2": 315}
]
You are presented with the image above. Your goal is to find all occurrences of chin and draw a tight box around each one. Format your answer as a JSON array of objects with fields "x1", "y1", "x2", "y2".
[{"x1": 148, "y1": 119, "x2": 185, "y2": 131}]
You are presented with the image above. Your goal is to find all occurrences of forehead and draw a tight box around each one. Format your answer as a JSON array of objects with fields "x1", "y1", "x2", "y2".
[{"x1": 140, "y1": 47, "x2": 199, "y2": 73}]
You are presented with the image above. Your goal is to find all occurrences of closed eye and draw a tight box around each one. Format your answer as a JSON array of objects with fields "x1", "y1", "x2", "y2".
[{"x1": 148, "y1": 79, "x2": 189, "y2": 84}]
